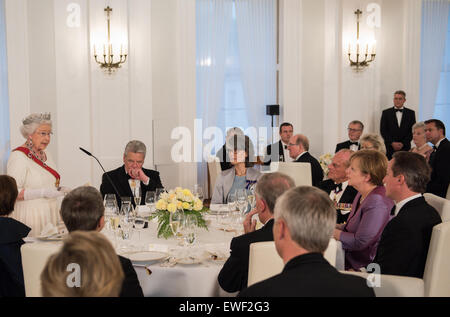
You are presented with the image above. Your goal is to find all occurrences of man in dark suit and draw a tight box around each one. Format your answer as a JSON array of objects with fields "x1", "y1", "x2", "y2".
[
  {"x1": 425, "y1": 119, "x2": 450, "y2": 198},
  {"x1": 319, "y1": 149, "x2": 358, "y2": 224},
  {"x1": 264, "y1": 122, "x2": 294, "y2": 165},
  {"x1": 335, "y1": 120, "x2": 364, "y2": 153},
  {"x1": 380, "y1": 90, "x2": 416, "y2": 159},
  {"x1": 218, "y1": 172, "x2": 295, "y2": 293},
  {"x1": 374, "y1": 152, "x2": 441, "y2": 278},
  {"x1": 60, "y1": 186, "x2": 144, "y2": 297},
  {"x1": 287, "y1": 134, "x2": 323, "y2": 187},
  {"x1": 238, "y1": 187, "x2": 374, "y2": 297},
  {"x1": 100, "y1": 140, "x2": 163, "y2": 207}
]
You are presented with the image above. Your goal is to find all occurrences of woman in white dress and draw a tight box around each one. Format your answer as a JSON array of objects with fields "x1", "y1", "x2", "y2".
[{"x1": 7, "y1": 113, "x2": 69, "y2": 237}]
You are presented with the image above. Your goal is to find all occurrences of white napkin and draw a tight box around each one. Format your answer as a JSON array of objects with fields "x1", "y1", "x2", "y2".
[
  {"x1": 209, "y1": 204, "x2": 229, "y2": 212},
  {"x1": 148, "y1": 243, "x2": 169, "y2": 253},
  {"x1": 40, "y1": 223, "x2": 58, "y2": 237}
]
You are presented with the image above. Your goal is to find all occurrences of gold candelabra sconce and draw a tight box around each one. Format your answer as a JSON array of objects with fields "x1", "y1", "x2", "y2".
[
  {"x1": 93, "y1": 6, "x2": 128, "y2": 75},
  {"x1": 348, "y1": 9, "x2": 376, "y2": 71}
]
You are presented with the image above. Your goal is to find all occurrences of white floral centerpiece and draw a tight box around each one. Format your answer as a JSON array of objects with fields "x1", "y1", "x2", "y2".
[
  {"x1": 151, "y1": 187, "x2": 208, "y2": 239},
  {"x1": 319, "y1": 153, "x2": 333, "y2": 179}
]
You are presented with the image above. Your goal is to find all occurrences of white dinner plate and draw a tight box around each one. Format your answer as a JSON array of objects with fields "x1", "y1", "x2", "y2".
[{"x1": 125, "y1": 251, "x2": 168, "y2": 263}]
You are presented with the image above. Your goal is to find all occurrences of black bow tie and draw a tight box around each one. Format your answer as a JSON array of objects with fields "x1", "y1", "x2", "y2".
[
  {"x1": 284, "y1": 145, "x2": 288, "y2": 150},
  {"x1": 390, "y1": 206, "x2": 396, "y2": 216},
  {"x1": 395, "y1": 109, "x2": 403, "y2": 113},
  {"x1": 349, "y1": 142, "x2": 358, "y2": 146},
  {"x1": 334, "y1": 183, "x2": 343, "y2": 193}
]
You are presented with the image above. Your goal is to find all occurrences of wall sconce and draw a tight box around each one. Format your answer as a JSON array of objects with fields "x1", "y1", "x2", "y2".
[
  {"x1": 347, "y1": 9, "x2": 376, "y2": 71},
  {"x1": 93, "y1": 6, "x2": 128, "y2": 74}
]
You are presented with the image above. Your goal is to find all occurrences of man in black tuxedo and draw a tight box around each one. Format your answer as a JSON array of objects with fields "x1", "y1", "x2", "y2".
[
  {"x1": 264, "y1": 122, "x2": 294, "y2": 165},
  {"x1": 380, "y1": 90, "x2": 416, "y2": 159},
  {"x1": 218, "y1": 172, "x2": 295, "y2": 293},
  {"x1": 60, "y1": 186, "x2": 144, "y2": 297},
  {"x1": 374, "y1": 152, "x2": 441, "y2": 278},
  {"x1": 319, "y1": 149, "x2": 358, "y2": 224},
  {"x1": 287, "y1": 134, "x2": 323, "y2": 187},
  {"x1": 238, "y1": 187, "x2": 374, "y2": 297},
  {"x1": 425, "y1": 119, "x2": 450, "y2": 198},
  {"x1": 335, "y1": 120, "x2": 364, "y2": 153},
  {"x1": 100, "y1": 140, "x2": 163, "y2": 207}
]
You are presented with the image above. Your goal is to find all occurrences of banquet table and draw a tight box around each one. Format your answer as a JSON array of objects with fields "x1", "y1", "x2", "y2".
[{"x1": 21, "y1": 212, "x2": 345, "y2": 297}]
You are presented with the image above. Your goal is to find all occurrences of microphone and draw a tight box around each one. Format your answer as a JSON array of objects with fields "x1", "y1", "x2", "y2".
[{"x1": 79, "y1": 147, "x2": 122, "y2": 202}]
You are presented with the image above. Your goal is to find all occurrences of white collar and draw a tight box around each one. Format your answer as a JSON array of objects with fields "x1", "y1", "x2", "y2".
[
  {"x1": 434, "y1": 138, "x2": 445, "y2": 148},
  {"x1": 295, "y1": 151, "x2": 307, "y2": 161},
  {"x1": 394, "y1": 194, "x2": 422, "y2": 216}
]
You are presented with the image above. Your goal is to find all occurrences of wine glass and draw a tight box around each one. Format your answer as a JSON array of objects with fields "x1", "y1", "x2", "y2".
[
  {"x1": 183, "y1": 214, "x2": 198, "y2": 246},
  {"x1": 236, "y1": 189, "x2": 248, "y2": 214},
  {"x1": 169, "y1": 208, "x2": 184, "y2": 238},
  {"x1": 133, "y1": 186, "x2": 142, "y2": 207},
  {"x1": 104, "y1": 194, "x2": 118, "y2": 216},
  {"x1": 145, "y1": 191, "x2": 156, "y2": 214},
  {"x1": 193, "y1": 184, "x2": 204, "y2": 202},
  {"x1": 134, "y1": 217, "x2": 146, "y2": 249},
  {"x1": 227, "y1": 190, "x2": 237, "y2": 213},
  {"x1": 247, "y1": 189, "x2": 256, "y2": 210},
  {"x1": 156, "y1": 188, "x2": 166, "y2": 200}
]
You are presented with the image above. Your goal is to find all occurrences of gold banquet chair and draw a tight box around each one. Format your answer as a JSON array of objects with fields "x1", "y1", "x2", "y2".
[
  {"x1": 424, "y1": 193, "x2": 450, "y2": 222},
  {"x1": 247, "y1": 239, "x2": 338, "y2": 287},
  {"x1": 343, "y1": 221, "x2": 450, "y2": 297},
  {"x1": 21, "y1": 241, "x2": 62, "y2": 297},
  {"x1": 269, "y1": 162, "x2": 312, "y2": 186}
]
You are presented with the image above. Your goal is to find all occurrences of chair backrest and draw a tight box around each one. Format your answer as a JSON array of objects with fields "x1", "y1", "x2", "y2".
[
  {"x1": 269, "y1": 162, "x2": 312, "y2": 186},
  {"x1": 446, "y1": 184, "x2": 450, "y2": 200},
  {"x1": 341, "y1": 271, "x2": 424, "y2": 297},
  {"x1": 207, "y1": 157, "x2": 222, "y2": 198},
  {"x1": 424, "y1": 193, "x2": 450, "y2": 222},
  {"x1": 247, "y1": 239, "x2": 337, "y2": 287},
  {"x1": 423, "y1": 222, "x2": 450, "y2": 296},
  {"x1": 21, "y1": 242, "x2": 62, "y2": 297}
]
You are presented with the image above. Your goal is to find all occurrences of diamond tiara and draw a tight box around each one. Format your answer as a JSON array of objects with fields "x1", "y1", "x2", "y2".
[{"x1": 22, "y1": 113, "x2": 52, "y2": 126}]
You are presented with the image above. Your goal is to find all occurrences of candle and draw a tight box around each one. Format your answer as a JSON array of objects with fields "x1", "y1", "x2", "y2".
[
  {"x1": 120, "y1": 45, "x2": 123, "y2": 56},
  {"x1": 94, "y1": 45, "x2": 96, "y2": 56},
  {"x1": 103, "y1": 44, "x2": 106, "y2": 55},
  {"x1": 365, "y1": 44, "x2": 368, "y2": 55}
]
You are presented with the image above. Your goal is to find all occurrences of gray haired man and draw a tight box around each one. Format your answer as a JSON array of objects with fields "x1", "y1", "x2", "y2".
[{"x1": 100, "y1": 140, "x2": 163, "y2": 207}]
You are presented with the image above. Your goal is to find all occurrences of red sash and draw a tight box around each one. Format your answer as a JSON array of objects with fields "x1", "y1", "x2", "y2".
[{"x1": 13, "y1": 147, "x2": 61, "y2": 187}]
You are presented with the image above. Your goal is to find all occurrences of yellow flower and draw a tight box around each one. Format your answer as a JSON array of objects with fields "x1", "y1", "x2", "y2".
[
  {"x1": 182, "y1": 202, "x2": 190, "y2": 210},
  {"x1": 182, "y1": 189, "x2": 192, "y2": 197},
  {"x1": 177, "y1": 200, "x2": 183, "y2": 209},
  {"x1": 193, "y1": 200, "x2": 203, "y2": 211},
  {"x1": 167, "y1": 203, "x2": 177, "y2": 213},
  {"x1": 156, "y1": 199, "x2": 167, "y2": 210},
  {"x1": 169, "y1": 193, "x2": 176, "y2": 201}
]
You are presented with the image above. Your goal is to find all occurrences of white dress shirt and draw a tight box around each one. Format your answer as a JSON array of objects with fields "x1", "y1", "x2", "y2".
[
  {"x1": 395, "y1": 107, "x2": 404, "y2": 127},
  {"x1": 281, "y1": 141, "x2": 293, "y2": 162},
  {"x1": 393, "y1": 193, "x2": 422, "y2": 217}
]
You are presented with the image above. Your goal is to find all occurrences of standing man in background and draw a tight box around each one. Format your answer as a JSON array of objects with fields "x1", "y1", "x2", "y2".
[{"x1": 380, "y1": 90, "x2": 416, "y2": 159}]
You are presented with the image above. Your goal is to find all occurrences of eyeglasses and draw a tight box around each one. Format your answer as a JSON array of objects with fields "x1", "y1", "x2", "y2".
[
  {"x1": 35, "y1": 131, "x2": 53, "y2": 137},
  {"x1": 287, "y1": 143, "x2": 298, "y2": 147}
]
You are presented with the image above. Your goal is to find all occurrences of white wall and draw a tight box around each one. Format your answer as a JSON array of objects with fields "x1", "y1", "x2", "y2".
[
  {"x1": 280, "y1": 0, "x2": 421, "y2": 156},
  {"x1": 4, "y1": 0, "x2": 421, "y2": 187},
  {"x1": 5, "y1": 0, "x2": 196, "y2": 190}
]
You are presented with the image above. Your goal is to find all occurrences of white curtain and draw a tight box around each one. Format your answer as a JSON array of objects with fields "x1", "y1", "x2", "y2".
[
  {"x1": 196, "y1": 0, "x2": 233, "y2": 197},
  {"x1": 0, "y1": 0, "x2": 10, "y2": 174},
  {"x1": 235, "y1": 0, "x2": 276, "y2": 146},
  {"x1": 420, "y1": 0, "x2": 450, "y2": 121}
]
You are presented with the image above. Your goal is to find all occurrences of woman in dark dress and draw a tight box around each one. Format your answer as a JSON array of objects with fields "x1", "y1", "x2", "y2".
[{"x1": 0, "y1": 175, "x2": 31, "y2": 297}]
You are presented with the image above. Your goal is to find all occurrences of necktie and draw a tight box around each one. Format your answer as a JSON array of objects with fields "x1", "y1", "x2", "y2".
[{"x1": 390, "y1": 206, "x2": 396, "y2": 216}]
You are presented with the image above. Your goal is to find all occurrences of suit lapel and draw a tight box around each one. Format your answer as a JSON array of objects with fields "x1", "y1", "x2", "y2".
[{"x1": 118, "y1": 166, "x2": 133, "y2": 198}]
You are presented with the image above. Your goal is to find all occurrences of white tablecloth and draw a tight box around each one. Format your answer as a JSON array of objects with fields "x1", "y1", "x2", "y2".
[{"x1": 103, "y1": 215, "x2": 345, "y2": 297}]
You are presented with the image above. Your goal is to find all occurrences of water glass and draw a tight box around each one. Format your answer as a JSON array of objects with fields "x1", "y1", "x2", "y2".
[
  {"x1": 193, "y1": 184, "x2": 204, "y2": 202},
  {"x1": 104, "y1": 194, "x2": 118, "y2": 216},
  {"x1": 183, "y1": 214, "x2": 198, "y2": 246},
  {"x1": 145, "y1": 191, "x2": 156, "y2": 214},
  {"x1": 169, "y1": 208, "x2": 184, "y2": 238},
  {"x1": 236, "y1": 189, "x2": 248, "y2": 214},
  {"x1": 134, "y1": 217, "x2": 146, "y2": 248},
  {"x1": 227, "y1": 191, "x2": 237, "y2": 213}
]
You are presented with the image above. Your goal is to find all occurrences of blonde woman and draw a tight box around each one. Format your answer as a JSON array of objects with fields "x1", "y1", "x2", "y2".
[
  {"x1": 360, "y1": 133, "x2": 387, "y2": 155},
  {"x1": 410, "y1": 122, "x2": 433, "y2": 162}
]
